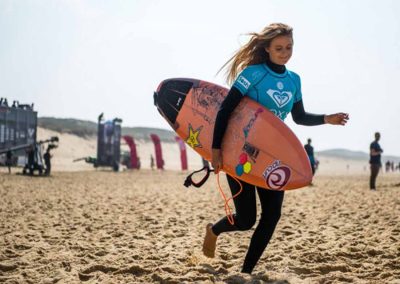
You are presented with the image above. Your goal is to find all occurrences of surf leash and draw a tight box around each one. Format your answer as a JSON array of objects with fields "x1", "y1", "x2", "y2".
[
  {"x1": 216, "y1": 173, "x2": 243, "y2": 225},
  {"x1": 184, "y1": 166, "x2": 243, "y2": 225},
  {"x1": 183, "y1": 166, "x2": 214, "y2": 188}
]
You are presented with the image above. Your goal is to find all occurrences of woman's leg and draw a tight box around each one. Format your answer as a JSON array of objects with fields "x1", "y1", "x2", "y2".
[
  {"x1": 241, "y1": 188, "x2": 284, "y2": 274},
  {"x1": 203, "y1": 174, "x2": 257, "y2": 257},
  {"x1": 212, "y1": 174, "x2": 257, "y2": 234}
]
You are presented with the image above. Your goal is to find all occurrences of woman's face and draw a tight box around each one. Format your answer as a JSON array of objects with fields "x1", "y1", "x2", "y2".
[{"x1": 265, "y1": 35, "x2": 293, "y2": 65}]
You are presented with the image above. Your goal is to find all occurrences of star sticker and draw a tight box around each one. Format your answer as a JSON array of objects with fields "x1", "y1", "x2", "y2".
[{"x1": 186, "y1": 124, "x2": 203, "y2": 148}]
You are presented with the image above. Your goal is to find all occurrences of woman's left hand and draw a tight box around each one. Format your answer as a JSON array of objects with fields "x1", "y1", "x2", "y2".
[{"x1": 324, "y1": 113, "x2": 349, "y2": 125}]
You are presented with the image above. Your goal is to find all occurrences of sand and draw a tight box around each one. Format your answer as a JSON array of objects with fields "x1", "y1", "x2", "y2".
[
  {"x1": 0, "y1": 170, "x2": 399, "y2": 283},
  {"x1": 1, "y1": 128, "x2": 399, "y2": 283}
]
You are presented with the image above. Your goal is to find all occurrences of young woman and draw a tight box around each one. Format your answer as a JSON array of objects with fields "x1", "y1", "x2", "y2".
[{"x1": 203, "y1": 23, "x2": 349, "y2": 274}]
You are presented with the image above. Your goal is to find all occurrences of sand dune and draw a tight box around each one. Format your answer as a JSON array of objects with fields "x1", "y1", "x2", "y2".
[
  {"x1": 36, "y1": 127, "x2": 204, "y2": 172},
  {"x1": 0, "y1": 170, "x2": 399, "y2": 283},
  {"x1": 35, "y1": 127, "x2": 370, "y2": 175}
]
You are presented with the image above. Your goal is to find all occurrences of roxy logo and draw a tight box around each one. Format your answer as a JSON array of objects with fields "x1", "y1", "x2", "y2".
[
  {"x1": 270, "y1": 109, "x2": 288, "y2": 120},
  {"x1": 263, "y1": 160, "x2": 291, "y2": 190},
  {"x1": 266, "y1": 89, "x2": 293, "y2": 108},
  {"x1": 237, "y1": 75, "x2": 250, "y2": 90}
]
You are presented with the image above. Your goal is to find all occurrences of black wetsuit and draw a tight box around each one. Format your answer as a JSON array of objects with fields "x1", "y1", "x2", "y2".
[{"x1": 211, "y1": 58, "x2": 325, "y2": 274}]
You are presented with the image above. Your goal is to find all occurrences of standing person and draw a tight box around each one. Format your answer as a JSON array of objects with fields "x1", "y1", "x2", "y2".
[
  {"x1": 43, "y1": 146, "x2": 52, "y2": 176},
  {"x1": 304, "y1": 138, "x2": 316, "y2": 175},
  {"x1": 369, "y1": 132, "x2": 383, "y2": 190},
  {"x1": 385, "y1": 160, "x2": 391, "y2": 173},
  {"x1": 25, "y1": 146, "x2": 35, "y2": 175},
  {"x1": 202, "y1": 23, "x2": 349, "y2": 274},
  {"x1": 5, "y1": 150, "x2": 13, "y2": 174},
  {"x1": 150, "y1": 154, "x2": 155, "y2": 170}
]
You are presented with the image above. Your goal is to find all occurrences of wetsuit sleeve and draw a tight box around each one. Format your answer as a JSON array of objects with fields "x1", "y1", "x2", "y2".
[
  {"x1": 212, "y1": 86, "x2": 243, "y2": 149},
  {"x1": 291, "y1": 99, "x2": 325, "y2": 126},
  {"x1": 232, "y1": 65, "x2": 261, "y2": 94}
]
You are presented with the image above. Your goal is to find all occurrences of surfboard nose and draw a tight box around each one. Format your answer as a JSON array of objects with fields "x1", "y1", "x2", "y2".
[{"x1": 154, "y1": 79, "x2": 194, "y2": 125}]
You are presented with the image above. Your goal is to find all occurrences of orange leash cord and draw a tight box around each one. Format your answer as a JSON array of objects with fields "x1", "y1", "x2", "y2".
[{"x1": 216, "y1": 173, "x2": 243, "y2": 225}]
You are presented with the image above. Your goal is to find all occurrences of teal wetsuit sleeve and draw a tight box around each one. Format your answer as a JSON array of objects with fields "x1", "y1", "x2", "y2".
[
  {"x1": 213, "y1": 65, "x2": 265, "y2": 149},
  {"x1": 288, "y1": 71, "x2": 302, "y2": 103},
  {"x1": 232, "y1": 65, "x2": 263, "y2": 95}
]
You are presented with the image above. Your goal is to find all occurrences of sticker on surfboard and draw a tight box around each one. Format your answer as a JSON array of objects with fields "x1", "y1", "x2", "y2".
[
  {"x1": 185, "y1": 123, "x2": 203, "y2": 148},
  {"x1": 262, "y1": 160, "x2": 291, "y2": 190},
  {"x1": 235, "y1": 153, "x2": 252, "y2": 176}
]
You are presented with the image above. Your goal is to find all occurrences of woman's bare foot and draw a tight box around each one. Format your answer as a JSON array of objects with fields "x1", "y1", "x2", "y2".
[{"x1": 202, "y1": 223, "x2": 218, "y2": 258}]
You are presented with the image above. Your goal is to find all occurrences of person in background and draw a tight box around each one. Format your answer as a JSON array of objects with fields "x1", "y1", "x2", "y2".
[
  {"x1": 203, "y1": 23, "x2": 349, "y2": 274},
  {"x1": 369, "y1": 132, "x2": 383, "y2": 190},
  {"x1": 304, "y1": 138, "x2": 316, "y2": 175},
  {"x1": 150, "y1": 154, "x2": 155, "y2": 170},
  {"x1": 43, "y1": 146, "x2": 52, "y2": 176},
  {"x1": 5, "y1": 150, "x2": 13, "y2": 174},
  {"x1": 385, "y1": 160, "x2": 391, "y2": 173},
  {"x1": 26, "y1": 145, "x2": 35, "y2": 175}
]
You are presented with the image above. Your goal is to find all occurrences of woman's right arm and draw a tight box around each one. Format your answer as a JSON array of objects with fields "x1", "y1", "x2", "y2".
[{"x1": 211, "y1": 86, "x2": 243, "y2": 172}]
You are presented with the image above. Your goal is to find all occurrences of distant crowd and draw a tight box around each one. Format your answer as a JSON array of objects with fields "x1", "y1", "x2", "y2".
[
  {"x1": 304, "y1": 132, "x2": 398, "y2": 191},
  {"x1": 384, "y1": 160, "x2": 400, "y2": 172}
]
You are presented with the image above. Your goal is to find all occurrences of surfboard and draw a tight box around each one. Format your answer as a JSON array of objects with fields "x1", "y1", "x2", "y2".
[{"x1": 154, "y1": 78, "x2": 312, "y2": 190}]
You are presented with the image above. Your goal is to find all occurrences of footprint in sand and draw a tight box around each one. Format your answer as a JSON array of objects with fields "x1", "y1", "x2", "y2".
[
  {"x1": 79, "y1": 264, "x2": 148, "y2": 281},
  {"x1": 0, "y1": 263, "x2": 18, "y2": 272}
]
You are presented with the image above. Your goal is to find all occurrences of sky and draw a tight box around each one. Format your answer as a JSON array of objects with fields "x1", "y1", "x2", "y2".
[{"x1": 1, "y1": 0, "x2": 400, "y2": 156}]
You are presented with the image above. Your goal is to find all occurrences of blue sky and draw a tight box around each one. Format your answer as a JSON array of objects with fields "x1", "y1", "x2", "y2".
[{"x1": 1, "y1": 0, "x2": 400, "y2": 156}]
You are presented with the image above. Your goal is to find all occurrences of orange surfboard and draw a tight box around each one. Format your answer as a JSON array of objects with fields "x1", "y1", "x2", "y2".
[{"x1": 154, "y1": 78, "x2": 312, "y2": 190}]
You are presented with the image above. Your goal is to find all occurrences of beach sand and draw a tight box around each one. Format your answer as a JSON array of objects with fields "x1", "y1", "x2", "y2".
[
  {"x1": 1, "y1": 128, "x2": 399, "y2": 283},
  {"x1": 1, "y1": 170, "x2": 399, "y2": 283}
]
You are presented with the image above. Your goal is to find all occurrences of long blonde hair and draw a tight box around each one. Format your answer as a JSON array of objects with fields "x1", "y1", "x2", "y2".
[{"x1": 221, "y1": 23, "x2": 293, "y2": 85}]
